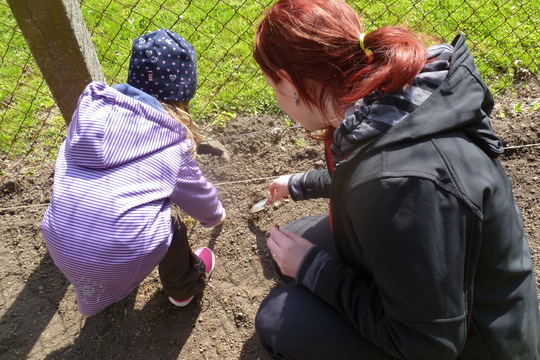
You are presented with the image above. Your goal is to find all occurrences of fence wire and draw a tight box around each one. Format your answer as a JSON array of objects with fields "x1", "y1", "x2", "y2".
[{"x1": 0, "y1": 0, "x2": 539, "y2": 162}]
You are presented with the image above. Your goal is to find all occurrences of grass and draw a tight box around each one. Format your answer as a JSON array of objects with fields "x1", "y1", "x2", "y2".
[
  {"x1": 81, "y1": 0, "x2": 278, "y2": 124},
  {"x1": 0, "y1": 0, "x2": 538, "y2": 160},
  {"x1": 351, "y1": 0, "x2": 539, "y2": 92}
]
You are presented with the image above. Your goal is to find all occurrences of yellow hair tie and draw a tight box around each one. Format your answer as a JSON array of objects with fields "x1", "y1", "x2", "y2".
[{"x1": 359, "y1": 33, "x2": 366, "y2": 51}]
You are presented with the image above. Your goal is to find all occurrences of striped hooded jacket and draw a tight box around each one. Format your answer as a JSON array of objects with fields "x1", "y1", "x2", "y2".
[{"x1": 41, "y1": 82, "x2": 224, "y2": 315}]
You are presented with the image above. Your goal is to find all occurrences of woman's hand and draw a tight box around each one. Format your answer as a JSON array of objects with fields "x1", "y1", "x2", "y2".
[
  {"x1": 268, "y1": 175, "x2": 292, "y2": 203},
  {"x1": 267, "y1": 224, "x2": 314, "y2": 278}
]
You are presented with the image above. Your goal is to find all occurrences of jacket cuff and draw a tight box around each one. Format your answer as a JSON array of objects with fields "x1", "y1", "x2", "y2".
[
  {"x1": 199, "y1": 202, "x2": 225, "y2": 228},
  {"x1": 288, "y1": 173, "x2": 307, "y2": 201},
  {"x1": 296, "y1": 246, "x2": 332, "y2": 291}
]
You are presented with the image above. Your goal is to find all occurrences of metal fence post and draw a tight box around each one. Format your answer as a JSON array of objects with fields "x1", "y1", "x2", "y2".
[{"x1": 6, "y1": 0, "x2": 105, "y2": 125}]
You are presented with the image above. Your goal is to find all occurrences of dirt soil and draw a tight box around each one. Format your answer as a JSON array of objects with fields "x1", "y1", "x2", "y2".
[{"x1": 1, "y1": 78, "x2": 539, "y2": 360}]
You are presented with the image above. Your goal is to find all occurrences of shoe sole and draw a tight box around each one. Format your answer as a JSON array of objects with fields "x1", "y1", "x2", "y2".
[{"x1": 169, "y1": 295, "x2": 194, "y2": 307}]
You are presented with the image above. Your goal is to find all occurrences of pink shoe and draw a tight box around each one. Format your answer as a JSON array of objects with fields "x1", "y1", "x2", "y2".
[{"x1": 168, "y1": 247, "x2": 215, "y2": 307}]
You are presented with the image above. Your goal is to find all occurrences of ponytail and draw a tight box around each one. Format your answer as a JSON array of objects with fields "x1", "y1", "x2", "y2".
[
  {"x1": 343, "y1": 27, "x2": 428, "y2": 103},
  {"x1": 254, "y1": 0, "x2": 429, "y2": 119}
]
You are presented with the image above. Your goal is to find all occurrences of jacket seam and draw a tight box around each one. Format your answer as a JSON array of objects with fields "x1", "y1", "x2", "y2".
[
  {"x1": 430, "y1": 138, "x2": 467, "y2": 200},
  {"x1": 386, "y1": 312, "x2": 467, "y2": 324},
  {"x1": 348, "y1": 171, "x2": 482, "y2": 219}
]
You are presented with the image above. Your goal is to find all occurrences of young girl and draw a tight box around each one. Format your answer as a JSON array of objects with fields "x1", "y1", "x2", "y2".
[
  {"x1": 41, "y1": 29, "x2": 225, "y2": 316},
  {"x1": 253, "y1": 0, "x2": 540, "y2": 359}
]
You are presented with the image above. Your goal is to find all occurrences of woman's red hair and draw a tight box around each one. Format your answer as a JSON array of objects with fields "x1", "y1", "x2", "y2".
[{"x1": 253, "y1": 0, "x2": 428, "y2": 120}]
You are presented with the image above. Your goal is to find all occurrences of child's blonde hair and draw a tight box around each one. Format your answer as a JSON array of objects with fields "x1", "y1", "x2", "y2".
[{"x1": 162, "y1": 101, "x2": 202, "y2": 154}]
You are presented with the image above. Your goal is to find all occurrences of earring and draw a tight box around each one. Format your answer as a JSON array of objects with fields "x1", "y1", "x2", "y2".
[{"x1": 293, "y1": 94, "x2": 300, "y2": 106}]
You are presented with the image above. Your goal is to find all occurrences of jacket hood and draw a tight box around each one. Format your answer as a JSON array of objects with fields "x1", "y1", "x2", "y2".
[
  {"x1": 340, "y1": 34, "x2": 503, "y2": 159},
  {"x1": 66, "y1": 82, "x2": 186, "y2": 169}
]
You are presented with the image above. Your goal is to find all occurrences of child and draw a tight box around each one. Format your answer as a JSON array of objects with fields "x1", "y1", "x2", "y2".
[{"x1": 41, "y1": 29, "x2": 226, "y2": 316}]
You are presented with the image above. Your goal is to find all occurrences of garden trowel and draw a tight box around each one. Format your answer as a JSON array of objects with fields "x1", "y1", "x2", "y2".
[{"x1": 250, "y1": 198, "x2": 270, "y2": 213}]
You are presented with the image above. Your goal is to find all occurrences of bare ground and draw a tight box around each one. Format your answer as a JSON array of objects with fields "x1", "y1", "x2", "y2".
[{"x1": 1, "y1": 78, "x2": 539, "y2": 360}]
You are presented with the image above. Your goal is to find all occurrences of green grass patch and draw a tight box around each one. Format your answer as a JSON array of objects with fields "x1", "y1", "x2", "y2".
[
  {"x1": 1, "y1": 0, "x2": 538, "y2": 159},
  {"x1": 0, "y1": 2, "x2": 65, "y2": 159},
  {"x1": 351, "y1": 0, "x2": 539, "y2": 91},
  {"x1": 81, "y1": 0, "x2": 279, "y2": 125}
]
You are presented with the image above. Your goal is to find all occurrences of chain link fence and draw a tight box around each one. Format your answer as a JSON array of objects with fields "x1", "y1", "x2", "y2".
[{"x1": 1, "y1": 0, "x2": 539, "y2": 162}]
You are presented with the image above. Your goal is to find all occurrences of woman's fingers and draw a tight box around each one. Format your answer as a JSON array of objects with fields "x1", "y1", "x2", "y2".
[
  {"x1": 268, "y1": 175, "x2": 292, "y2": 202},
  {"x1": 273, "y1": 226, "x2": 312, "y2": 246},
  {"x1": 266, "y1": 224, "x2": 314, "y2": 278},
  {"x1": 267, "y1": 224, "x2": 282, "y2": 256}
]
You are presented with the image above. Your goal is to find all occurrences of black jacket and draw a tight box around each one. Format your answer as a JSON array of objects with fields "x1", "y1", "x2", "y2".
[{"x1": 293, "y1": 35, "x2": 540, "y2": 359}]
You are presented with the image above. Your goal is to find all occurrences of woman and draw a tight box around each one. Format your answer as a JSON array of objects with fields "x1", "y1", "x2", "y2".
[{"x1": 253, "y1": 0, "x2": 540, "y2": 359}]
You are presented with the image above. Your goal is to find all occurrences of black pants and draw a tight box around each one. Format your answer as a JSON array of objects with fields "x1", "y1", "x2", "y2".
[
  {"x1": 158, "y1": 207, "x2": 206, "y2": 300},
  {"x1": 255, "y1": 215, "x2": 394, "y2": 360}
]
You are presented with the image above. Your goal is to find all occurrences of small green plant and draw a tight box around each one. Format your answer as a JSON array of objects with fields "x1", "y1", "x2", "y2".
[
  {"x1": 283, "y1": 117, "x2": 293, "y2": 128},
  {"x1": 294, "y1": 138, "x2": 306, "y2": 148},
  {"x1": 209, "y1": 111, "x2": 236, "y2": 128},
  {"x1": 530, "y1": 101, "x2": 540, "y2": 111},
  {"x1": 513, "y1": 102, "x2": 524, "y2": 113}
]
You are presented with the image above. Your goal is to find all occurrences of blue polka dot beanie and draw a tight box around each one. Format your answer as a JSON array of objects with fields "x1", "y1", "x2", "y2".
[{"x1": 128, "y1": 29, "x2": 197, "y2": 102}]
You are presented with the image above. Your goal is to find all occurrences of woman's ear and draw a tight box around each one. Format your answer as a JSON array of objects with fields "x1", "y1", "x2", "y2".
[
  {"x1": 275, "y1": 69, "x2": 292, "y2": 83},
  {"x1": 274, "y1": 70, "x2": 297, "y2": 97}
]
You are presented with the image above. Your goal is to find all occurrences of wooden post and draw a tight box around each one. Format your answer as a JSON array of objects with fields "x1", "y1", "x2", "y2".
[{"x1": 7, "y1": 0, "x2": 105, "y2": 125}]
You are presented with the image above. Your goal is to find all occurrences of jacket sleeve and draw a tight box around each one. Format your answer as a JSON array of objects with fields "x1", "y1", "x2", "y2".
[
  {"x1": 288, "y1": 168, "x2": 332, "y2": 200},
  {"x1": 169, "y1": 147, "x2": 224, "y2": 228},
  {"x1": 296, "y1": 176, "x2": 475, "y2": 359}
]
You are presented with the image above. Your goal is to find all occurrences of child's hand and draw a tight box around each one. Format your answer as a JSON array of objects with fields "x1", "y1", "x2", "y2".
[
  {"x1": 268, "y1": 175, "x2": 291, "y2": 203},
  {"x1": 215, "y1": 208, "x2": 226, "y2": 226}
]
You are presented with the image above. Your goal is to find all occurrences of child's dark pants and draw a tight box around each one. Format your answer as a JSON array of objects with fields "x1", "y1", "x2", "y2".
[{"x1": 158, "y1": 210, "x2": 206, "y2": 301}]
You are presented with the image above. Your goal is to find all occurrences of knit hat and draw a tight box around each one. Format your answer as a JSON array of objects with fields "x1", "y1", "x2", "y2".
[{"x1": 127, "y1": 29, "x2": 197, "y2": 102}]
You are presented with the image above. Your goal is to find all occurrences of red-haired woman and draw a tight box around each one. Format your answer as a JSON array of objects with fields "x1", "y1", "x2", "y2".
[{"x1": 253, "y1": 0, "x2": 540, "y2": 359}]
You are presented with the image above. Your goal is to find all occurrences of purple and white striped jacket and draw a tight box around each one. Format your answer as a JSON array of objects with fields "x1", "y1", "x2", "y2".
[{"x1": 41, "y1": 82, "x2": 224, "y2": 315}]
